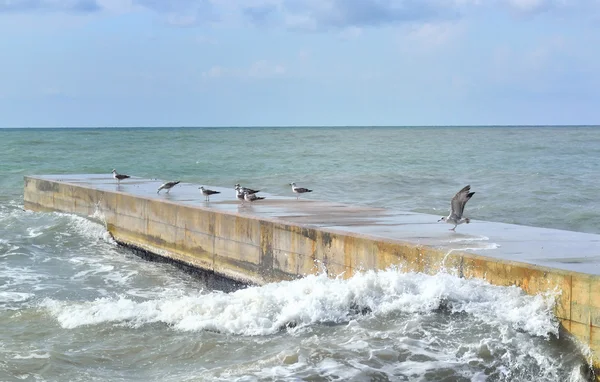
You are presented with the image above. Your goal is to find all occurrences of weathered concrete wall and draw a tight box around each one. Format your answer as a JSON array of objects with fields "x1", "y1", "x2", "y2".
[{"x1": 23, "y1": 176, "x2": 600, "y2": 376}]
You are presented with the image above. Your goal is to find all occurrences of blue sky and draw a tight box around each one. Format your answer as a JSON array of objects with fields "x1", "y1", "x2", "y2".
[{"x1": 1, "y1": 0, "x2": 599, "y2": 127}]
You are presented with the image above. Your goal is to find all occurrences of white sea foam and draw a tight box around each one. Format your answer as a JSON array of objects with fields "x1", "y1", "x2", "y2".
[
  {"x1": 41, "y1": 269, "x2": 558, "y2": 339},
  {"x1": 0, "y1": 291, "x2": 34, "y2": 303},
  {"x1": 58, "y1": 213, "x2": 116, "y2": 245},
  {"x1": 0, "y1": 266, "x2": 47, "y2": 287},
  {"x1": 12, "y1": 352, "x2": 50, "y2": 359},
  {"x1": 25, "y1": 227, "x2": 43, "y2": 238},
  {"x1": 449, "y1": 235, "x2": 490, "y2": 243}
]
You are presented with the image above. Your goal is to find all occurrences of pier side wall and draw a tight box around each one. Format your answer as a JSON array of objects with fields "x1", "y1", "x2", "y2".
[{"x1": 23, "y1": 176, "x2": 600, "y2": 375}]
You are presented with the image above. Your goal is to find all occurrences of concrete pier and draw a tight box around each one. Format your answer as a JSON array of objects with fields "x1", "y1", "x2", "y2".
[{"x1": 23, "y1": 174, "x2": 600, "y2": 376}]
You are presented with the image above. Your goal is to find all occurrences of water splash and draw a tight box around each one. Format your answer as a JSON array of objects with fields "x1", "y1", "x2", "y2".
[{"x1": 42, "y1": 269, "x2": 558, "y2": 339}]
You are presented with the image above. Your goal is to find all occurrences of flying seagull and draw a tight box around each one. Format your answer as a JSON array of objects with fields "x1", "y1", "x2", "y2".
[
  {"x1": 244, "y1": 191, "x2": 265, "y2": 203},
  {"x1": 112, "y1": 169, "x2": 130, "y2": 183},
  {"x1": 157, "y1": 181, "x2": 181, "y2": 194},
  {"x1": 438, "y1": 185, "x2": 476, "y2": 231},
  {"x1": 199, "y1": 186, "x2": 220, "y2": 202},
  {"x1": 290, "y1": 182, "x2": 312, "y2": 200}
]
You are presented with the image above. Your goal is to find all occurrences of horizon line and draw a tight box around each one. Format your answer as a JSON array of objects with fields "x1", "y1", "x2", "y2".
[{"x1": 1, "y1": 124, "x2": 600, "y2": 129}]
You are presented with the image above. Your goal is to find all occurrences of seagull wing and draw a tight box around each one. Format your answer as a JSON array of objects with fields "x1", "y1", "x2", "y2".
[{"x1": 450, "y1": 185, "x2": 475, "y2": 219}]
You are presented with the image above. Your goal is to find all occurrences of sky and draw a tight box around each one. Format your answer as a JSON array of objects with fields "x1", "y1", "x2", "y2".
[{"x1": 0, "y1": 0, "x2": 599, "y2": 127}]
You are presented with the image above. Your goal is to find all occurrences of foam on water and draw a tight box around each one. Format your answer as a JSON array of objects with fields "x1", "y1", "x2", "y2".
[
  {"x1": 12, "y1": 352, "x2": 50, "y2": 360},
  {"x1": 0, "y1": 292, "x2": 34, "y2": 303},
  {"x1": 42, "y1": 269, "x2": 558, "y2": 339},
  {"x1": 59, "y1": 213, "x2": 116, "y2": 245}
]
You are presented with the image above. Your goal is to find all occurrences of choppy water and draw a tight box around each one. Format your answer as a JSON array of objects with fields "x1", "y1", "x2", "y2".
[{"x1": 1, "y1": 126, "x2": 598, "y2": 381}]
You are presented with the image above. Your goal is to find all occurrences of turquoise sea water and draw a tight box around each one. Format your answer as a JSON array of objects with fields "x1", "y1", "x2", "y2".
[{"x1": 1, "y1": 126, "x2": 598, "y2": 381}]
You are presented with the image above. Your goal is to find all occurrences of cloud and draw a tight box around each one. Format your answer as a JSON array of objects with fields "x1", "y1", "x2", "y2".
[
  {"x1": 248, "y1": 0, "x2": 470, "y2": 30},
  {"x1": 202, "y1": 65, "x2": 227, "y2": 79},
  {"x1": 503, "y1": 0, "x2": 562, "y2": 15},
  {"x1": 95, "y1": 0, "x2": 139, "y2": 14},
  {"x1": 134, "y1": 0, "x2": 217, "y2": 25},
  {"x1": 202, "y1": 61, "x2": 286, "y2": 79},
  {"x1": 338, "y1": 26, "x2": 363, "y2": 40},
  {"x1": 0, "y1": 0, "x2": 100, "y2": 13},
  {"x1": 489, "y1": 36, "x2": 575, "y2": 94},
  {"x1": 406, "y1": 21, "x2": 465, "y2": 48},
  {"x1": 127, "y1": 0, "x2": 472, "y2": 29},
  {"x1": 195, "y1": 35, "x2": 218, "y2": 45},
  {"x1": 2, "y1": 0, "x2": 597, "y2": 27}
]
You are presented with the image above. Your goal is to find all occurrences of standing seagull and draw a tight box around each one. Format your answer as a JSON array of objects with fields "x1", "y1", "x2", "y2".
[
  {"x1": 438, "y1": 185, "x2": 476, "y2": 231},
  {"x1": 244, "y1": 191, "x2": 265, "y2": 203},
  {"x1": 112, "y1": 169, "x2": 130, "y2": 183},
  {"x1": 199, "y1": 186, "x2": 220, "y2": 202},
  {"x1": 235, "y1": 184, "x2": 260, "y2": 194},
  {"x1": 235, "y1": 185, "x2": 245, "y2": 202},
  {"x1": 290, "y1": 182, "x2": 312, "y2": 200},
  {"x1": 235, "y1": 184, "x2": 260, "y2": 203},
  {"x1": 157, "y1": 181, "x2": 181, "y2": 194}
]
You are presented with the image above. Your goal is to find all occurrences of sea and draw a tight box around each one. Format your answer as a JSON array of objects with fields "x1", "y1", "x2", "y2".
[{"x1": 1, "y1": 126, "x2": 599, "y2": 382}]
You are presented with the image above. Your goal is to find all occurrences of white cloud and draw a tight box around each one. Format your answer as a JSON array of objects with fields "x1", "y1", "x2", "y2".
[
  {"x1": 396, "y1": 21, "x2": 466, "y2": 54},
  {"x1": 195, "y1": 35, "x2": 218, "y2": 45},
  {"x1": 165, "y1": 13, "x2": 197, "y2": 27},
  {"x1": 202, "y1": 61, "x2": 286, "y2": 79},
  {"x1": 338, "y1": 26, "x2": 363, "y2": 40},
  {"x1": 407, "y1": 21, "x2": 464, "y2": 47},
  {"x1": 202, "y1": 65, "x2": 227, "y2": 79},
  {"x1": 489, "y1": 36, "x2": 570, "y2": 92},
  {"x1": 95, "y1": 0, "x2": 141, "y2": 14},
  {"x1": 0, "y1": 0, "x2": 100, "y2": 12},
  {"x1": 2, "y1": 0, "x2": 598, "y2": 29},
  {"x1": 507, "y1": 0, "x2": 547, "y2": 13},
  {"x1": 248, "y1": 60, "x2": 286, "y2": 77},
  {"x1": 297, "y1": 49, "x2": 310, "y2": 61}
]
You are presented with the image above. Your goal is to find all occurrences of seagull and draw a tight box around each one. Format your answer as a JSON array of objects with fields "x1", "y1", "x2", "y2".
[
  {"x1": 112, "y1": 169, "x2": 130, "y2": 183},
  {"x1": 157, "y1": 181, "x2": 181, "y2": 194},
  {"x1": 235, "y1": 184, "x2": 260, "y2": 203},
  {"x1": 438, "y1": 185, "x2": 476, "y2": 231},
  {"x1": 244, "y1": 191, "x2": 265, "y2": 203},
  {"x1": 235, "y1": 184, "x2": 260, "y2": 194},
  {"x1": 199, "y1": 186, "x2": 220, "y2": 202},
  {"x1": 290, "y1": 182, "x2": 312, "y2": 200},
  {"x1": 235, "y1": 185, "x2": 246, "y2": 202}
]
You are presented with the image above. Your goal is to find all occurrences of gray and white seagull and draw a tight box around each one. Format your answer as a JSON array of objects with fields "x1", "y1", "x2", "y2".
[
  {"x1": 112, "y1": 169, "x2": 130, "y2": 183},
  {"x1": 244, "y1": 191, "x2": 265, "y2": 203},
  {"x1": 235, "y1": 184, "x2": 260, "y2": 194},
  {"x1": 290, "y1": 182, "x2": 312, "y2": 200},
  {"x1": 199, "y1": 186, "x2": 220, "y2": 202},
  {"x1": 438, "y1": 185, "x2": 476, "y2": 231},
  {"x1": 157, "y1": 181, "x2": 181, "y2": 194},
  {"x1": 235, "y1": 184, "x2": 260, "y2": 202}
]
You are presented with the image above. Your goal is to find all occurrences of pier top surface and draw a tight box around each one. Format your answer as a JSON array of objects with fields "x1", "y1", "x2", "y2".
[{"x1": 32, "y1": 174, "x2": 600, "y2": 276}]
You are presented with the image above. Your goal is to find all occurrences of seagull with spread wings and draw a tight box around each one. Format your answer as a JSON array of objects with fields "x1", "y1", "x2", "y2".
[{"x1": 438, "y1": 185, "x2": 476, "y2": 231}]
